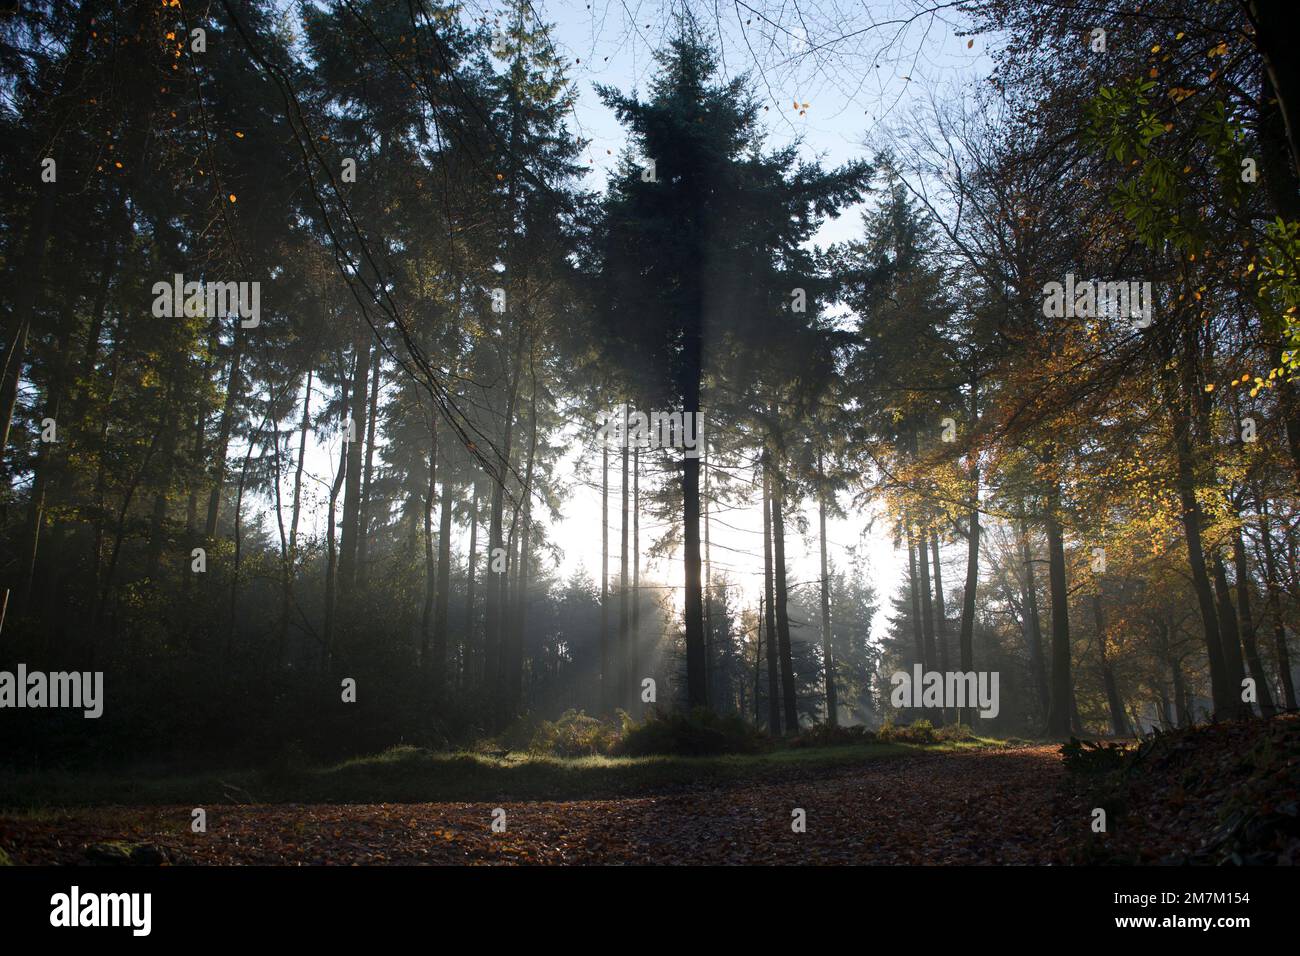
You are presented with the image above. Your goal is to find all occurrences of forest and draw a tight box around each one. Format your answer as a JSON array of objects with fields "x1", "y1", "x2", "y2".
[{"x1": 0, "y1": 0, "x2": 1298, "y2": 872}]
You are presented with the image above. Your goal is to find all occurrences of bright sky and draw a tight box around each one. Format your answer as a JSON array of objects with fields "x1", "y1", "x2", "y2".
[{"x1": 531, "y1": 0, "x2": 988, "y2": 619}]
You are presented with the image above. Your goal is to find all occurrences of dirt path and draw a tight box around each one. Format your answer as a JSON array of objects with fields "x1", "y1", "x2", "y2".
[{"x1": 0, "y1": 745, "x2": 1066, "y2": 865}]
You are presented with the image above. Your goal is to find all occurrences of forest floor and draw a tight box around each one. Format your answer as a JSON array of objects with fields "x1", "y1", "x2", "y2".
[
  {"x1": 0, "y1": 742, "x2": 1067, "y2": 864},
  {"x1": 2, "y1": 717, "x2": 1294, "y2": 864}
]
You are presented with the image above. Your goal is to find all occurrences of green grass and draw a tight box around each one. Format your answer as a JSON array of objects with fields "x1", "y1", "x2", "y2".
[{"x1": 0, "y1": 737, "x2": 1010, "y2": 810}]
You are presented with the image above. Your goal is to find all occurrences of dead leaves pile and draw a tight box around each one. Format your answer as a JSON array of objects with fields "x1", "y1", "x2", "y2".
[{"x1": 0, "y1": 746, "x2": 1068, "y2": 865}]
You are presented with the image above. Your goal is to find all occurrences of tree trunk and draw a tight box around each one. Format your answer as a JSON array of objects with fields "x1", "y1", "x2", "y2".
[
  {"x1": 600, "y1": 439, "x2": 609, "y2": 710},
  {"x1": 682, "y1": 449, "x2": 707, "y2": 710},
  {"x1": 185, "y1": 318, "x2": 219, "y2": 599},
  {"x1": 51, "y1": 234, "x2": 116, "y2": 618},
  {"x1": 680, "y1": 338, "x2": 707, "y2": 710},
  {"x1": 1247, "y1": 2, "x2": 1300, "y2": 180},
  {"x1": 270, "y1": 400, "x2": 290, "y2": 669},
  {"x1": 703, "y1": 447, "x2": 713, "y2": 705},
  {"x1": 87, "y1": 343, "x2": 124, "y2": 638},
  {"x1": 465, "y1": 485, "x2": 480, "y2": 686},
  {"x1": 762, "y1": 468, "x2": 781, "y2": 734},
  {"x1": 1092, "y1": 593, "x2": 1131, "y2": 736},
  {"x1": 930, "y1": 531, "x2": 950, "y2": 674},
  {"x1": 1252, "y1": 58, "x2": 1300, "y2": 488},
  {"x1": 1019, "y1": 516, "x2": 1050, "y2": 729},
  {"x1": 1212, "y1": 553, "x2": 1251, "y2": 714},
  {"x1": 1163, "y1": 350, "x2": 1237, "y2": 717},
  {"x1": 1044, "y1": 474, "x2": 1073, "y2": 738},
  {"x1": 323, "y1": 376, "x2": 351, "y2": 667},
  {"x1": 144, "y1": 392, "x2": 178, "y2": 584},
  {"x1": 420, "y1": 416, "x2": 438, "y2": 670},
  {"x1": 204, "y1": 327, "x2": 247, "y2": 539},
  {"x1": 770, "y1": 465, "x2": 798, "y2": 733},
  {"x1": 957, "y1": 376, "x2": 981, "y2": 724},
  {"x1": 905, "y1": 512, "x2": 925, "y2": 672},
  {"x1": 228, "y1": 426, "x2": 264, "y2": 659},
  {"x1": 483, "y1": 347, "x2": 521, "y2": 702},
  {"x1": 916, "y1": 511, "x2": 938, "y2": 675},
  {"x1": 356, "y1": 346, "x2": 381, "y2": 589},
  {"x1": 1233, "y1": 529, "x2": 1277, "y2": 715},
  {"x1": 1170, "y1": 655, "x2": 1189, "y2": 728},
  {"x1": 289, "y1": 371, "x2": 312, "y2": 560},
  {"x1": 283, "y1": 370, "x2": 312, "y2": 665},
  {"x1": 96, "y1": 430, "x2": 160, "y2": 644},
  {"x1": 430, "y1": 473, "x2": 454, "y2": 690},
  {"x1": 619, "y1": 434, "x2": 630, "y2": 709},
  {"x1": 338, "y1": 335, "x2": 371, "y2": 595},
  {"x1": 818, "y1": 453, "x2": 838, "y2": 726},
  {"x1": 506, "y1": 507, "x2": 531, "y2": 715},
  {"x1": 755, "y1": 595, "x2": 766, "y2": 724},
  {"x1": 503, "y1": 371, "x2": 539, "y2": 717},
  {"x1": 632, "y1": 445, "x2": 640, "y2": 701},
  {"x1": 1258, "y1": 505, "x2": 1298, "y2": 709}
]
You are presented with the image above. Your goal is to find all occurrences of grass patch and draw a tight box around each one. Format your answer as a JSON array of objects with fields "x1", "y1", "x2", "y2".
[{"x1": 0, "y1": 735, "x2": 1010, "y2": 809}]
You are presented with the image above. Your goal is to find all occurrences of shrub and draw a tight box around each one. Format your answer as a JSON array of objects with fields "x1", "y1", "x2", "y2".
[
  {"x1": 1060, "y1": 736, "x2": 1131, "y2": 775},
  {"x1": 617, "y1": 708, "x2": 770, "y2": 756},
  {"x1": 872, "y1": 719, "x2": 978, "y2": 744},
  {"x1": 790, "y1": 723, "x2": 878, "y2": 748},
  {"x1": 877, "y1": 718, "x2": 937, "y2": 744},
  {"x1": 934, "y1": 722, "x2": 976, "y2": 742},
  {"x1": 528, "y1": 710, "x2": 622, "y2": 757}
]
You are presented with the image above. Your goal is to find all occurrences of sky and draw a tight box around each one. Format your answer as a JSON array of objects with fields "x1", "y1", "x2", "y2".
[
  {"x1": 529, "y1": 0, "x2": 990, "y2": 618},
  {"x1": 275, "y1": 0, "x2": 995, "y2": 636}
]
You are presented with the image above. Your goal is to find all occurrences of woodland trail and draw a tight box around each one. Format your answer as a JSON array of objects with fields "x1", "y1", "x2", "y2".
[{"x1": 1, "y1": 745, "x2": 1066, "y2": 865}]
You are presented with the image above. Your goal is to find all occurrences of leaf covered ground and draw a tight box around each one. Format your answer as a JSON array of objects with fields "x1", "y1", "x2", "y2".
[
  {"x1": 2, "y1": 745, "x2": 1063, "y2": 865},
  {"x1": 2, "y1": 717, "x2": 1293, "y2": 865}
]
